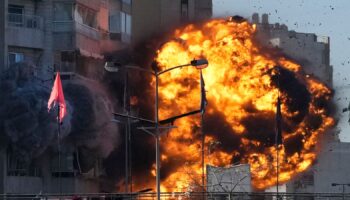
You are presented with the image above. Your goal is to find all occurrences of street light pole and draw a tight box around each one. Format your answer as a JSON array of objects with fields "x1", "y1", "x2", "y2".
[
  {"x1": 155, "y1": 72, "x2": 161, "y2": 200},
  {"x1": 105, "y1": 59, "x2": 209, "y2": 200}
]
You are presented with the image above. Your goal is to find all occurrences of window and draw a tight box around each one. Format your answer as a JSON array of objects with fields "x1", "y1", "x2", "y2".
[
  {"x1": 122, "y1": 0, "x2": 132, "y2": 5},
  {"x1": 7, "y1": 149, "x2": 40, "y2": 177},
  {"x1": 181, "y1": 0, "x2": 189, "y2": 22},
  {"x1": 121, "y1": 12, "x2": 132, "y2": 34},
  {"x1": 75, "y1": 5, "x2": 97, "y2": 28},
  {"x1": 109, "y1": 12, "x2": 121, "y2": 33},
  {"x1": 8, "y1": 5, "x2": 24, "y2": 26},
  {"x1": 53, "y1": 2, "x2": 73, "y2": 21},
  {"x1": 8, "y1": 52, "x2": 24, "y2": 67},
  {"x1": 8, "y1": 4, "x2": 24, "y2": 14},
  {"x1": 51, "y1": 153, "x2": 76, "y2": 177}
]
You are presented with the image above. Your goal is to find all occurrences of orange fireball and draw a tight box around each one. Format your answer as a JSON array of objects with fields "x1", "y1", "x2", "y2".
[{"x1": 145, "y1": 18, "x2": 334, "y2": 191}]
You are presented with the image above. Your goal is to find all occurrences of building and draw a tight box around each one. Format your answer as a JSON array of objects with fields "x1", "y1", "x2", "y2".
[
  {"x1": 284, "y1": 142, "x2": 350, "y2": 195},
  {"x1": 252, "y1": 12, "x2": 336, "y2": 146},
  {"x1": 252, "y1": 13, "x2": 333, "y2": 87},
  {"x1": 0, "y1": 0, "x2": 113, "y2": 81},
  {"x1": 0, "y1": 0, "x2": 212, "y2": 78},
  {"x1": 108, "y1": 0, "x2": 212, "y2": 45},
  {"x1": 0, "y1": 0, "x2": 213, "y2": 194},
  {"x1": 250, "y1": 14, "x2": 350, "y2": 195}
]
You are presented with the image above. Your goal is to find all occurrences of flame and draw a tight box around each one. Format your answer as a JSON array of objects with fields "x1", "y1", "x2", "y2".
[
  {"x1": 145, "y1": 19, "x2": 334, "y2": 191},
  {"x1": 130, "y1": 96, "x2": 139, "y2": 106}
]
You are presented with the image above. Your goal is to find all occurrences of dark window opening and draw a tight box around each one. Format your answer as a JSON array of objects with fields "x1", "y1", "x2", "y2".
[
  {"x1": 181, "y1": 0, "x2": 189, "y2": 22},
  {"x1": 7, "y1": 148, "x2": 41, "y2": 177},
  {"x1": 8, "y1": 5, "x2": 24, "y2": 26}
]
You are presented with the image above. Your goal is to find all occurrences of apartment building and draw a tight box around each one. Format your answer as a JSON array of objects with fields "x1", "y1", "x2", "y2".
[
  {"x1": 0, "y1": 0, "x2": 112, "y2": 194},
  {"x1": 109, "y1": 0, "x2": 212, "y2": 45},
  {"x1": 0, "y1": 0, "x2": 213, "y2": 194},
  {"x1": 1, "y1": 0, "x2": 212, "y2": 78},
  {"x1": 252, "y1": 13, "x2": 332, "y2": 87},
  {"x1": 0, "y1": 0, "x2": 112, "y2": 80},
  {"x1": 249, "y1": 14, "x2": 350, "y2": 195}
]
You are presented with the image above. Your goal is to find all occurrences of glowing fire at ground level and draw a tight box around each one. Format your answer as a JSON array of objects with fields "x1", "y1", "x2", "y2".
[{"x1": 130, "y1": 18, "x2": 334, "y2": 192}]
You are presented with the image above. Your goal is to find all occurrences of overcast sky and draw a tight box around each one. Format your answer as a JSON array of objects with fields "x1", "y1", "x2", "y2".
[{"x1": 213, "y1": 0, "x2": 350, "y2": 141}]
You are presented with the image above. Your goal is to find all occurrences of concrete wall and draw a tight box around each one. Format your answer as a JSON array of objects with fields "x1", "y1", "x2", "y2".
[
  {"x1": 131, "y1": 0, "x2": 161, "y2": 45},
  {"x1": 6, "y1": 177, "x2": 43, "y2": 194},
  {"x1": 160, "y1": 0, "x2": 181, "y2": 30},
  {"x1": 130, "y1": 0, "x2": 212, "y2": 45},
  {"x1": 5, "y1": 0, "x2": 54, "y2": 78},
  {"x1": 314, "y1": 142, "x2": 350, "y2": 193},
  {"x1": 255, "y1": 15, "x2": 332, "y2": 87},
  {"x1": 98, "y1": 1, "x2": 109, "y2": 31},
  {"x1": 8, "y1": 0, "x2": 36, "y2": 16},
  {"x1": 37, "y1": 0, "x2": 54, "y2": 77},
  {"x1": 0, "y1": 149, "x2": 6, "y2": 194},
  {"x1": 6, "y1": 27, "x2": 44, "y2": 49},
  {"x1": 0, "y1": 0, "x2": 7, "y2": 71},
  {"x1": 194, "y1": 0, "x2": 212, "y2": 21}
]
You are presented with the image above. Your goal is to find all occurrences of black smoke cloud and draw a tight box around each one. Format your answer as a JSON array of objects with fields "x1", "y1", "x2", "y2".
[{"x1": 0, "y1": 63, "x2": 119, "y2": 171}]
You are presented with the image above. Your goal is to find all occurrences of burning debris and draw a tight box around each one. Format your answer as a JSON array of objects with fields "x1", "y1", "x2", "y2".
[
  {"x1": 143, "y1": 18, "x2": 334, "y2": 191},
  {"x1": 0, "y1": 63, "x2": 119, "y2": 170}
]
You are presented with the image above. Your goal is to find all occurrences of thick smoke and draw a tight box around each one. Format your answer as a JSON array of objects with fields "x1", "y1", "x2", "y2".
[
  {"x1": 104, "y1": 18, "x2": 335, "y2": 191},
  {"x1": 0, "y1": 63, "x2": 119, "y2": 171}
]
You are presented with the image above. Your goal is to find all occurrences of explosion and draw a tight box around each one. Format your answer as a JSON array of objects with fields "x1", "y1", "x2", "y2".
[{"x1": 150, "y1": 18, "x2": 334, "y2": 190}]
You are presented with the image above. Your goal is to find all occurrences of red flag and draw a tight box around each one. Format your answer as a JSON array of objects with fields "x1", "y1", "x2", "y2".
[{"x1": 48, "y1": 72, "x2": 67, "y2": 122}]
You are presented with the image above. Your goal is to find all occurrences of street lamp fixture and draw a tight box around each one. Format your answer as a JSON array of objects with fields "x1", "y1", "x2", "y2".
[
  {"x1": 191, "y1": 58, "x2": 209, "y2": 69},
  {"x1": 105, "y1": 58, "x2": 209, "y2": 200}
]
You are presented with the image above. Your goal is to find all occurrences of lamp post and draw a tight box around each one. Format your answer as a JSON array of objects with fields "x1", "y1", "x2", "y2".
[
  {"x1": 105, "y1": 59, "x2": 209, "y2": 200},
  {"x1": 332, "y1": 183, "x2": 350, "y2": 200}
]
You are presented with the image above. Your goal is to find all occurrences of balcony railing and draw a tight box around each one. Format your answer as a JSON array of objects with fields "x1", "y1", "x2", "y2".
[
  {"x1": 7, "y1": 13, "x2": 43, "y2": 30},
  {"x1": 53, "y1": 21, "x2": 100, "y2": 40}
]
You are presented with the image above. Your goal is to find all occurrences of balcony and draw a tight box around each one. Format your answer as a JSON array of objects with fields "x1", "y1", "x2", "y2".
[
  {"x1": 6, "y1": 13, "x2": 44, "y2": 49},
  {"x1": 53, "y1": 21, "x2": 102, "y2": 56},
  {"x1": 53, "y1": 21, "x2": 100, "y2": 40}
]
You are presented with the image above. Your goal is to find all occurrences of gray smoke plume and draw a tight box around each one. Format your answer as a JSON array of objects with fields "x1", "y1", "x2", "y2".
[{"x1": 0, "y1": 63, "x2": 119, "y2": 169}]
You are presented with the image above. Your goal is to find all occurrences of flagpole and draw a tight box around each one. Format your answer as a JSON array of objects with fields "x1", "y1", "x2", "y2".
[
  {"x1": 276, "y1": 133, "x2": 279, "y2": 200},
  {"x1": 201, "y1": 110, "x2": 205, "y2": 196},
  {"x1": 57, "y1": 104, "x2": 62, "y2": 196},
  {"x1": 276, "y1": 69, "x2": 280, "y2": 200},
  {"x1": 48, "y1": 71, "x2": 66, "y2": 197}
]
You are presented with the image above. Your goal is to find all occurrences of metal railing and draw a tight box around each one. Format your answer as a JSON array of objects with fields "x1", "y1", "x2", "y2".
[
  {"x1": 53, "y1": 21, "x2": 100, "y2": 40},
  {"x1": 7, "y1": 13, "x2": 43, "y2": 29},
  {"x1": 1, "y1": 192, "x2": 350, "y2": 200}
]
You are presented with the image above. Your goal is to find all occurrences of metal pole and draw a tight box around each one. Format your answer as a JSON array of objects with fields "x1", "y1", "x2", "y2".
[
  {"x1": 155, "y1": 74, "x2": 161, "y2": 200},
  {"x1": 128, "y1": 117, "x2": 132, "y2": 193},
  {"x1": 343, "y1": 184, "x2": 345, "y2": 200},
  {"x1": 124, "y1": 70, "x2": 129, "y2": 193},
  {"x1": 276, "y1": 70, "x2": 280, "y2": 200},
  {"x1": 57, "y1": 105, "x2": 62, "y2": 195},
  {"x1": 201, "y1": 112, "x2": 205, "y2": 193},
  {"x1": 200, "y1": 69, "x2": 205, "y2": 196},
  {"x1": 276, "y1": 144, "x2": 279, "y2": 200}
]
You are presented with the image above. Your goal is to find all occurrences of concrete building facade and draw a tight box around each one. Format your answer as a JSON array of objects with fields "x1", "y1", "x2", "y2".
[
  {"x1": 1, "y1": 0, "x2": 114, "y2": 80},
  {"x1": 252, "y1": 13, "x2": 333, "y2": 87},
  {"x1": 250, "y1": 14, "x2": 350, "y2": 196},
  {"x1": 0, "y1": 0, "x2": 213, "y2": 194},
  {"x1": 108, "y1": 0, "x2": 212, "y2": 45},
  {"x1": 0, "y1": 0, "x2": 115, "y2": 194}
]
